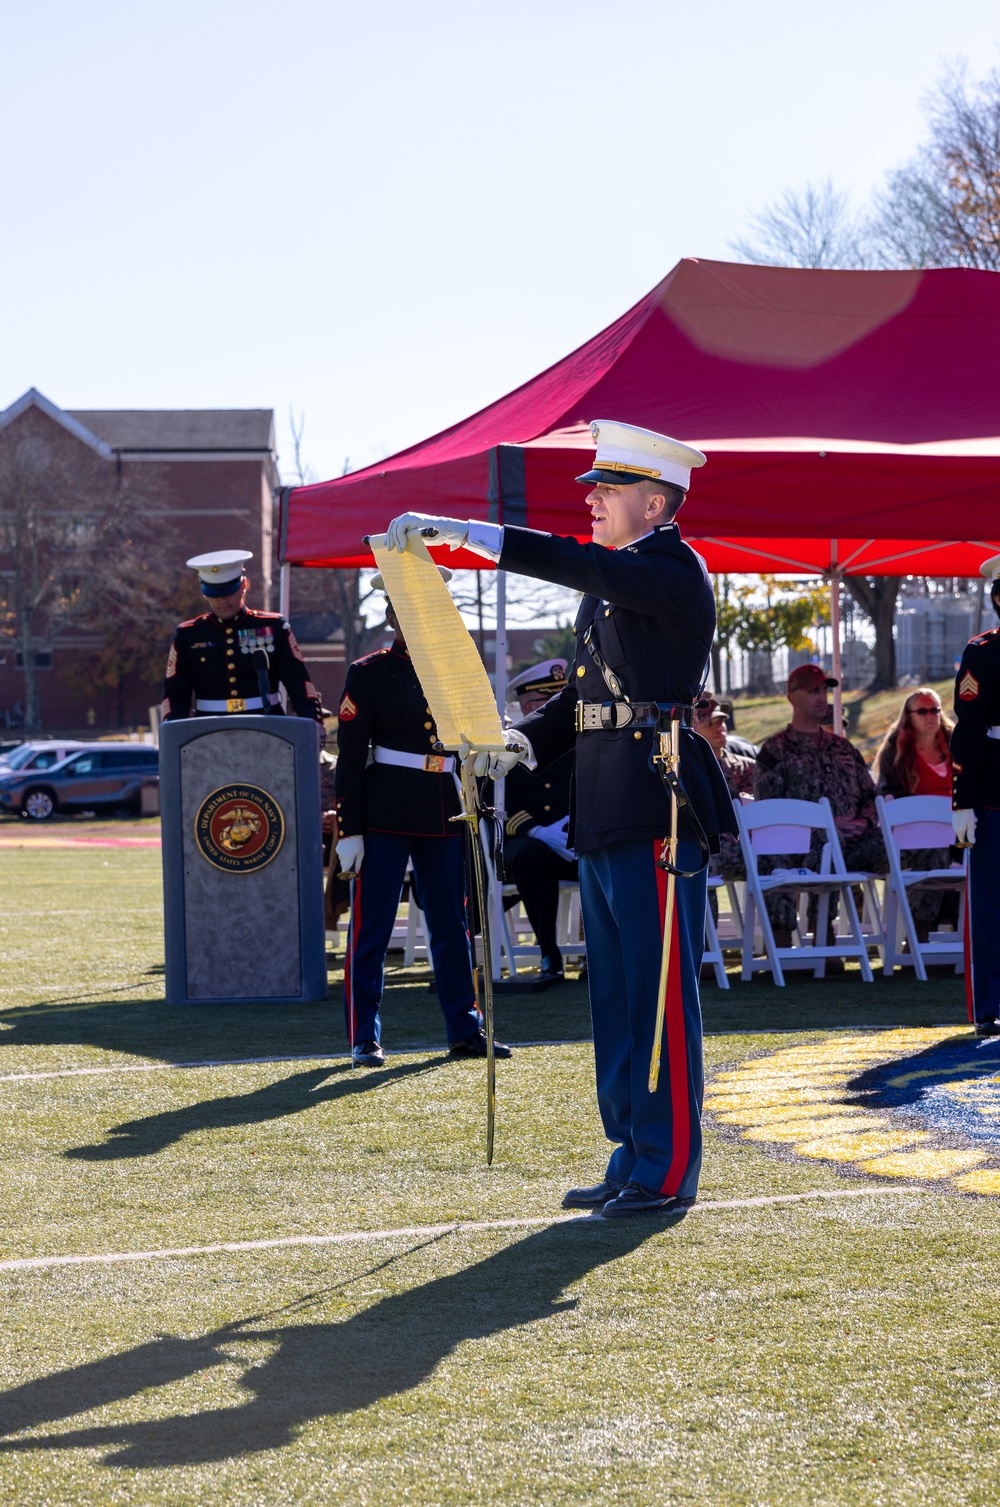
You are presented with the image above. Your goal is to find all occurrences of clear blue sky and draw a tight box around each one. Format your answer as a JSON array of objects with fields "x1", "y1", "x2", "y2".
[{"x1": 3, "y1": 0, "x2": 998, "y2": 485}]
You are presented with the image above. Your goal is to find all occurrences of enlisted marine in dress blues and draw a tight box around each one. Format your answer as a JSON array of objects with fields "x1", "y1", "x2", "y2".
[
  {"x1": 384, "y1": 420, "x2": 737, "y2": 1216},
  {"x1": 951, "y1": 554, "x2": 1000, "y2": 1035},
  {"x1": 162, "y1": 550, "x2": 323, "y2": 724},
  {"x1": 335, "y1": 582, "x2": 502, "y2": 1065}
]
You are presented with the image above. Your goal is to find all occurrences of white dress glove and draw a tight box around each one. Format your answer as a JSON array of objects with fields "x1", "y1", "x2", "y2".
[
  {"x1": 384, "y1": 513, "x2": 470, "y2": 554},
  {"x1": 528, "y1": 816, "x2": 575, "y2": 862},
  {"x1": 472, "y1": 732, "x2": 533, "y2": 779},
  {"x1": 952, "y1": 809, "x2": 977, "y2": 846},
  {"x1": 336, "y1": 835, "x2": 365, "y2": 875}
]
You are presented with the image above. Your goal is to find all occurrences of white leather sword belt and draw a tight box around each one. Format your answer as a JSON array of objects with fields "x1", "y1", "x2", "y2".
[
  {"x1": 373, "y1": 745, "x2": 456, "y2": 773},
  {"x1": 196, "y1": 694, "x2": 280, "y2": 713},
  {"x1": 575, "y1": 700, "x2": 695, "y2": 732}
]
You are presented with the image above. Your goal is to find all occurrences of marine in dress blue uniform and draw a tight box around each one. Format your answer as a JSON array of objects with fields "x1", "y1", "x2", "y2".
[
  {"x1": 163, "y1": 550, "x2": 323, "y2": 724},
  {"x1": 951, "y1": 553, "x2": 1000, "y2": 1036},
  {"x1": 385, "y1": 421, "x2": 737, "y2": 1214},
  {"x1": 334, "y1": 574, "x2": 508, "y2": 1066}
]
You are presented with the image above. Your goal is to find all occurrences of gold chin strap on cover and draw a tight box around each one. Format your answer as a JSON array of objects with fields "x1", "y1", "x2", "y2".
[{"x1": 370, "y1": 532, "x2": 508, "y2": 1163}]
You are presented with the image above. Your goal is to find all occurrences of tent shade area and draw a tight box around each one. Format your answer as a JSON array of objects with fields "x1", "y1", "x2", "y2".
[
  {"x1": 282, "y1": 257, "x2": 1000, "y2": 572},
  {"x1": 280, "y1": 258, "x2": 1000, "y2": 727}
]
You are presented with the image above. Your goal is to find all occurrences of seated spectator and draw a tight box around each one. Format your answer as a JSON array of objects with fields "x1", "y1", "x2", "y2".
[
  {"x1": 496, "y1": 659, "x2": 577, "y2": 983},
  {"x1": 873, "y1": 687, "x2": 953, "y2": 798},
  {"x1": 695, "y1": 698, "x2": 753, "y2": 888},
  {"x1": 874, "y1": 687, "x2": 958, "y2": 940},
  {"x1": 754, "y1": 664, "x2": 888, "y2": 953}
]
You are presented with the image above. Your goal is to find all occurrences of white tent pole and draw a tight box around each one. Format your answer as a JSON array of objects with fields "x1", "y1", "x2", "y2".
[
  {"x1": 279, "y1": 561, "x2": 291, "y2": 619},
  {"x1": 829, "y1": 540, "x2": 843, "y2": 736},
  {"x1": 492, "y1": 568, "x2": 509, "y2": 981}
]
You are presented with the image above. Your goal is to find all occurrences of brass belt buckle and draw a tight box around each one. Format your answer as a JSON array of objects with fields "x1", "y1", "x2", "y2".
[
  {"x1": 424, "y1": 754, "x2": 447, "y2": 773},
  {"x1": 574, "y1": 702, "x2": 584, "y2": 733},
  {"x1": 227, "y1": 697, "x2": 246, "y2": 713}
]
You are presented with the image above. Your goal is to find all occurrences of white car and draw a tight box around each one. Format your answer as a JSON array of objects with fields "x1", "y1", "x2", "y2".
[{"x1": 0, "y1": 740, "x2": 91, "y2": 775}]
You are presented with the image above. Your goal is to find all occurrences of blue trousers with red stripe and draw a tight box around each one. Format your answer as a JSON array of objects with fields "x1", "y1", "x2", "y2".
[
  {"x1": 579, "y1": 836, "x2": 707, "y2": 1199},
  {"x1": 344, "y1": 832, "x2": 481, "y2": 1048},
  {"x1": 967, "y1": 808, "x2": 1000, "y2": 1024}
]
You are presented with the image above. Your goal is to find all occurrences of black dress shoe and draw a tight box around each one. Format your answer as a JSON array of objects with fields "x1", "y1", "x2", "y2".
[
  {"x1": 352, "y1": 1040, "x2": 385, "y2": 1067},
  {"x1": 975, "y1": 1019, "x2": 1000, "y2": 1037},
  {"x1": 601, "y1": 1181, "x2": 695, "y2": 1217},
  {"x1": 449, "y1": 1030, "x2": 512, "y2": 1059},
  {"x1": 538, "y1": 955, "x2": 564, "y2": 983},
  {"x1": 561, "y1": 1180, "x2": 622, "y2": 1209}
]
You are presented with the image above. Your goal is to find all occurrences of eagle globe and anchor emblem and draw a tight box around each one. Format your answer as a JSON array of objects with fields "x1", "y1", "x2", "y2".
[{"x1": 194, "y1": 783, "x2": 285, "y2": 873}]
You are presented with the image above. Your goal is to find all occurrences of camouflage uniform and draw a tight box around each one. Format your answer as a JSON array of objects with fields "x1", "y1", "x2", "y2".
[
  {"x1": 713, "y1": 745, "x2": 755, "y2": 881},
  {"x1": 753, "y1": 725, "x2": 887, "y2": 932}
]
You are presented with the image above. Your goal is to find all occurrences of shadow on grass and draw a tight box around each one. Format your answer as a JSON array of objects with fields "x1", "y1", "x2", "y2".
[
  {"x1": 0, "y1": 1217, "x2": 671, "y2": 1467},
  {"x1": 64, "y1": 1058, "x2": 446, "y2": 1162}
]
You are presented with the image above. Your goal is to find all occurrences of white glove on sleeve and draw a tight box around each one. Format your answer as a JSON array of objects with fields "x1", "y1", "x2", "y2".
[
  {"x1": 336, "y1": 835, "x2": 365, "y2": 875},
  {"x1": 952, "y1": 808, "x2": 977, "y2": 846},
  {"x1": 384, "y1": 513, "x2": 470, "y2": 554},
  {"x1": 472, "y1": 730, "x2": 535, "y2": 779},
  {"x1": 528, "y1": 816, "x2": 575, "y2": 862}
]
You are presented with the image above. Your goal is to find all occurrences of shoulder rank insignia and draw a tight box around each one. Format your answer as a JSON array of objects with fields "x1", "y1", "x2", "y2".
[
  {"x1": 339, "y1": 693, "x2": 358, "y2": 721},
  {"x1": 959, "y1": 670, "x2": 980, "y2": 701}
]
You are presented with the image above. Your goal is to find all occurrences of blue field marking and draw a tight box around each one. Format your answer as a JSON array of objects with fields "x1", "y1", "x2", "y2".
[{"x1": 853, "y1": 1035, "x2": 1000, "y2": 1146}]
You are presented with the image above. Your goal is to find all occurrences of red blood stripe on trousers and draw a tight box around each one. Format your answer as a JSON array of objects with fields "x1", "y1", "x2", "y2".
[{"x1": 654, "y1": 845, "x2": 691, "y2": 1197}]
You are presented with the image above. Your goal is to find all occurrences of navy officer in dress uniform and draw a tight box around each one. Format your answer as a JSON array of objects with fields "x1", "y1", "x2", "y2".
[
  {"x1": 334, "y1": 570, "x2": 512, "y2": 1067},
  {"x1": 163, "y1": 550, "x2": 323, "y2": 725},
  {"x1": 498, "y1": 659, "x2": 577, "y2": 982},
  {"x1": 386, "y1": 420, "x2": 736, "y2": 1215},
  {"x1": 951, "y1": 552, "x2": 1000, "y2": 1037}
]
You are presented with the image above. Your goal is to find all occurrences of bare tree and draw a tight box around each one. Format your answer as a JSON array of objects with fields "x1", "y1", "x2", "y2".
[
  {"x1": 729, "y1": 180, "x2": 867, "y2": 268},
  {"x1": 0, "y1": 416, "x2": 172, "y2": 730},
  {"x1": 868, "y1": 65, "x2": 1000, "y2": 270}
]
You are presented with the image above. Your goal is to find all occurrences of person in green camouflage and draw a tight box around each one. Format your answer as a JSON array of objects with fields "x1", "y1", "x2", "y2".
[{"x1": 753, "y1": 664, "x2": 887, "y2": 943}]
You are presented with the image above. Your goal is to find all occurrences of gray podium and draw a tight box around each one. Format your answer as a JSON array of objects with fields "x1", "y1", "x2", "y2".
[{"x1": 160, "y1": 716, "x2": 327, "y2": 1006}]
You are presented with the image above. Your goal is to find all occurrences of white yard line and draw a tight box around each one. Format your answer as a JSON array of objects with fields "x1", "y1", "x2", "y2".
[{"x1": 0, "y1": 1189, "x2": 932, "y2": 1274}]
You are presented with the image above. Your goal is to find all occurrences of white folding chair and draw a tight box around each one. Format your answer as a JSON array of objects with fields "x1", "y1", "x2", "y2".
[
  {"x1": 703, "y1": 878, "x2": 730, "y2": 988},
  {"x1": 876, "y1": 794, "x2": 966, "y2": 981},
  {"x1": 479, "y1": 820, "x2": 586, "y2": 980},
  {"x1": 738, "y1": 796, "x2": 877, "y2": 985}
]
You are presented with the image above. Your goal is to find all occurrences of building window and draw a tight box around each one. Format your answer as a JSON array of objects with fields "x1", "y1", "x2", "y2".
[{"x1": 15, "y1": 650, "x2": 53, "y2": 670}]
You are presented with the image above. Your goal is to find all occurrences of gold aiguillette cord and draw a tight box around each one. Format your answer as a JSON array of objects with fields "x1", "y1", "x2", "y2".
[{"x1": 649, "y1": 720, "x2": 680, "y2": 1094}]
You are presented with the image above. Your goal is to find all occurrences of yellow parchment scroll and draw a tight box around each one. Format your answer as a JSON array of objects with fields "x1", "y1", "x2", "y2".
[{"x1": 370, "y1": 534, "x2": 506, "y2": 752}]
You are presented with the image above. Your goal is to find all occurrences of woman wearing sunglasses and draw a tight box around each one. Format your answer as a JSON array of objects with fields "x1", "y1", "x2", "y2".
[{"x1": 874, "y1": 689, "x2": 957, "y2": 941}]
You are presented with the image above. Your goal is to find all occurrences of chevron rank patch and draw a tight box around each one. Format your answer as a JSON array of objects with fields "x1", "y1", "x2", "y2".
[
  {"x1": 959, "y1": 671, "x2": 980, "y2": 701},
  {"x1": 339, "y1": 693, "x2": 358, "y2": 721}
]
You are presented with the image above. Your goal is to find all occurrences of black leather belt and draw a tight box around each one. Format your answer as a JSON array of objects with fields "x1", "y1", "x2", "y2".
[{"x1": 575, "y1": 700, "x2": 695, "y2": 732}]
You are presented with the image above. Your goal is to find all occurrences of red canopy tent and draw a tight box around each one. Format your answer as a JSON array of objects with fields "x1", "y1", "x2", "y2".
[{"x1": 280, "y1": 258, "x2": 1000, "y2": 723}]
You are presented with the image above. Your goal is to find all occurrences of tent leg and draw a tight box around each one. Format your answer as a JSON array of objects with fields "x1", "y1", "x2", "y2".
[
  {"x1": 492, "y1": 569, "x2": 508, "y2": 980},
  {"x1": 829, "y1": 554, "x2": 843, "y2": 736},
  {"x1": 279, "y1": 561, "x2": 291, "y2": 620}
]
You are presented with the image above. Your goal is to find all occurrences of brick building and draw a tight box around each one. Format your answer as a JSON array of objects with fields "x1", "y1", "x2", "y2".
[{"x1": 0, "y1": 389, "x2": 280, "y2": 732}]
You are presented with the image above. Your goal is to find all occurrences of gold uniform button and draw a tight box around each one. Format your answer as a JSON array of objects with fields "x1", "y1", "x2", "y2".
[
  {"x1": 424, "y1": 721, "x2": 432, "y2": 729},
  {"x1": 544, "y1": 783, "x2": 551, "y2": 789},
  {"x1": 604, "y1": 608, "x2": 610, "y2": 616},
  {"x1": 544, "y1": 804, "x2": 551, "y2": 812},
  {"x1": 634, "y1": 730, "x2": 643, "y2": 740},
  {"x1": 577, "y1": 666, "x2": 585, "y2": 678}
]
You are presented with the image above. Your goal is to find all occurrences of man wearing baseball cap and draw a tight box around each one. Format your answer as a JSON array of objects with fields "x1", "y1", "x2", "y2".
[{"x1": 753, "y1": 663, "x2": 887, "y2": 948}]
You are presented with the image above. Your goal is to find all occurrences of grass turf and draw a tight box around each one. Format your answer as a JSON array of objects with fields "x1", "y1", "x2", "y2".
[{"x1": 0, "y1": 841, "x2": 991, "y2": 1505}]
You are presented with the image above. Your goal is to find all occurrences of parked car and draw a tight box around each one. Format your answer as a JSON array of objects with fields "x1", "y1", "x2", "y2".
[
  {"x1": 0, "y1": 740, "x2": 90, "y2": 772},
  {"x1": 0, "y1": 744, "x2": 159, "y2": 821}
]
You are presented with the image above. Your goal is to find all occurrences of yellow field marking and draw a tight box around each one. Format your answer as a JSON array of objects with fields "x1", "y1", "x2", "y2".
[
  {"x1": 794, "y1": 1130, "x2": 931, "y2": 1159},
  {"x1": 859, "y1": 1150, "x2": 988, "y2": 1179},
  {"x1": 953, "y1": 1169, "x2": 1000, "y2": 1195},
  {"x1": 713, "y1": 1103, "x2": 872, "y2": 1127},
  {"x1": 0, "y1": 1189, "x2": 936, "y2": 1275},
  {"x1": 741, "y1": 1114, "x2": 889, "y2": 1143}
]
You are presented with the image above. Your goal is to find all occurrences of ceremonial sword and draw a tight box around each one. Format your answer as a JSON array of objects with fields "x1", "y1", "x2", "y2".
[
  {"x1": 452, "y1": 752, "x2": 497, "y2": 1164},
  {"x1": 648, "y1": 718, "x2": 680, "y2": 1094}
]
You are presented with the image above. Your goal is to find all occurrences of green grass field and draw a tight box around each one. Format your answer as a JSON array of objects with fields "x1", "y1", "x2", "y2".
[{"x1": 0, "y1": 837, "x2": 994, "y2": 1505}]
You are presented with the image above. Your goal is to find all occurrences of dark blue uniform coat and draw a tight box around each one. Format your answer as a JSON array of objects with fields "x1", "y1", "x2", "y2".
[
  {"x1": 498, "y1": 521, "x2": 737, "y2": 1200},
  {"x1": 163, "y1": 609, "x2": 322, "y2": 722},
  {"x1": 952, "y1": 624, "x2": 1000, "y2": 1024}
]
